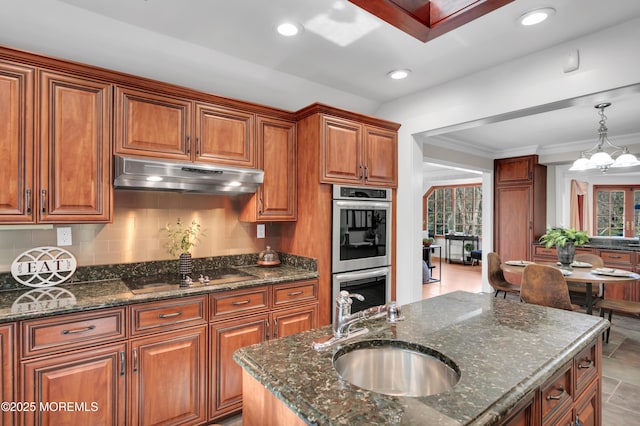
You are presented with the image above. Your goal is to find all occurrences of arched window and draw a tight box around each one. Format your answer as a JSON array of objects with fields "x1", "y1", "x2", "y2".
[{"x1": 423, "y1": 184, "x2": 482, "y2": 237}]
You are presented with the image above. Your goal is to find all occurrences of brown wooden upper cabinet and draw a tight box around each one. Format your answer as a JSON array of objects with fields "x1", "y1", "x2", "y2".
[
  {"x1": 0, "y1": 59, "x2": 112, "y2": 224},
  {"x1": 240, "y1": 116, "x2": 297, "y2": 221},
  {"x1": 320, "y1": 115, "x2": 397, "y2": 187},
  {"x1": 115, "y1": 86, "x2": 256, "y2": 168}
]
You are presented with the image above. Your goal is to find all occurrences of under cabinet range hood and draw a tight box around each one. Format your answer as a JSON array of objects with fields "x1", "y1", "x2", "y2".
[{"x1": 114, "y1": 156, "x2": 264, "y2": 194}]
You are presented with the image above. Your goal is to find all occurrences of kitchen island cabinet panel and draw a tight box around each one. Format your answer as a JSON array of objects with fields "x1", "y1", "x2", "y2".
[
  {"x1": 38, "y1": 70, "x2": 112, "y2": 223},
  {"x1": 0, "y1": 60, "x2": 34, "y2": 223},
  {"x1": 115, "y1": 86, "x2": 192, "y2": 160},
  {"x1": 129, "y1": 326, "x2": 207, "y2": 426},
  {"x1": 20, "y1": 342, "x2": 126, "y2": 426}
]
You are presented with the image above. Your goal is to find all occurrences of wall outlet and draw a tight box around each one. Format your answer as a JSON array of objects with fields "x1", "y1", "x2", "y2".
[
  {"x1": 257, "y1": 224, "x2": 265, "y2": 239},
  {"x1": 57, "y1": 227, "x2": 73, "y2": 246}
]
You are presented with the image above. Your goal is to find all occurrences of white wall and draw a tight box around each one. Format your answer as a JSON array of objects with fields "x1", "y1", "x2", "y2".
[{"x1": 376, "y1": 18, "x2": 640, "y2": 304}]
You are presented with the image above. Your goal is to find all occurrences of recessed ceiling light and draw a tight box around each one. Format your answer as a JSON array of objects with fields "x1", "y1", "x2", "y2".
[
  {"x1": 388, "y1": 69, "x2": 411, "y2": 80},
  {"x1": 518, "y1": 7, "x2": 556, "y2": 26},
  {"x1": 277, "y1": 22, "x2": 303, "y2": 36}
]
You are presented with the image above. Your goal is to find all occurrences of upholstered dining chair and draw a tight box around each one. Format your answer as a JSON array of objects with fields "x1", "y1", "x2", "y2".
[
  {"x1": 487, "y1": 252, "x2": 520, "y2": 298},
  {"x1": 568, "y1": 253, "x2": 605, "y2": 306},
  {"x1": 520, "y1": 264, "x2": 579, "y2": 311}
]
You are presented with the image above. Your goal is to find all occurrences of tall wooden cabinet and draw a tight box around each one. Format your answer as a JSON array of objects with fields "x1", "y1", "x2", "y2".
[
  {"x1": 0, "y1": 60, "x2": 34, "y2": 222},
  {"x1": 0, "y1": 59, "x2": 112, "y2": 224},
  {"x1": 240, "y1": 116, "x2": 297, "y2": 221},
  {"x1": 494, "y1": 155, "x2": 546, "y2": 262}
]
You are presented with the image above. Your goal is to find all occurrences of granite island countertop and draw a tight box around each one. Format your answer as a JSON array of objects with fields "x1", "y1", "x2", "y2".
[
  {"x1": 0, "y1": 264, "x2": 318, "y2": 323},
  {"x1": 234, "y1": 291, "x2": 609, "y2": 426}
]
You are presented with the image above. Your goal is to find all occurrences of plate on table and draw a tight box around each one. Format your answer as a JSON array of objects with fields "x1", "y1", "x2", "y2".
[
  {"x1": 571, "y1": 261, "x2": 592, "y2": 268},
  {"x1": 505, "y1": 260, "x2": 535, "y2": 266},
  {"x1": 560, "y1": 269, "x2": 572, "y2": 276},
  {"x1": 592, "y1": 268, "x2": 634, "y2": 277}
]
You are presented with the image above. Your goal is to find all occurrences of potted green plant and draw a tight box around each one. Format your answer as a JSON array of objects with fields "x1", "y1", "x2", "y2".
[
  {"x1": 161, "y1": 218, "x2": 202, "y2": 279},
  {"x1": 423, "y1": 237, "x2": 434, "y2": 247},
  {"x1": 539, "y1": 227, "x2": 589, "y2": 268}
]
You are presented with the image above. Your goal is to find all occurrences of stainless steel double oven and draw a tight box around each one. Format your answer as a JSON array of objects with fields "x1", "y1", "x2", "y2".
[{"x1": 332, "y1": 185, "x2": 392, "y2": 320}]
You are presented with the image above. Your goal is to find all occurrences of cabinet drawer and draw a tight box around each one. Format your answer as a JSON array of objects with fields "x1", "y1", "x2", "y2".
[
  {"x1": 540, "y1": 361, "x2": 572, "y2": 421},
  {"x1": 21, "y1": 308, "x2": 126, "y2": 358},
  {"x1": 575, "y1": 341, "x2": 598, "y2": 397},
  {"x1": 598, "y1": 250, "x2": 633, "y2": 266},
  {"x1": 272, "y1": 280, "x2": 318, "y2": 307},
  {"x1": 210, "y1": 287, "x2": 269, "y2": 320},
  {"x1": 130, "y1": 295, "x2": 207, "y2": 336},
  {"x1": 534, "y1": 246, "x2": 556, "y2": 258}
]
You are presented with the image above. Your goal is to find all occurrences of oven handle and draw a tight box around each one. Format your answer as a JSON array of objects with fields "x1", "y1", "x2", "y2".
[
  {"x1": 334, "y1": 267, "x2": 390, "y2": 282},
  {"x1": 334, "y1": 200, "x2": 390, "y2": 209}
]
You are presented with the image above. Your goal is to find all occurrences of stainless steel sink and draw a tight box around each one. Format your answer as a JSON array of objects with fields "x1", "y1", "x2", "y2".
[{"x1": 333, "y1": 340, "x2": 460, "y2": 397}]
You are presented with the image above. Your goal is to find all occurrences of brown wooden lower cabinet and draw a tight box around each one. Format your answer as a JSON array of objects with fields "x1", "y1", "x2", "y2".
[
  {"x1": 130, "y1": 326, "x2": 207, "y2": 425},
  {"x1": 1, "y1": 323, "x2": 16, "y2": 426},
  {"x1": 20, "y1": 342, "x2": 127, "y2": 425}
]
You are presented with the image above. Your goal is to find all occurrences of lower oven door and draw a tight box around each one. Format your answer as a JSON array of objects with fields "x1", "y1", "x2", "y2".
[{"x1": 332, "y1": 266, "x2": 391, "y2": 322}]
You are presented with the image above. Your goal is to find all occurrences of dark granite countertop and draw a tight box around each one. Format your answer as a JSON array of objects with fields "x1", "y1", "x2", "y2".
[
  {"x1": 0, "y1": 265, "x2": 318, "y2": 323},
  {"x1": 234, "y1": 291, "x2": 609, "y2": 426}
]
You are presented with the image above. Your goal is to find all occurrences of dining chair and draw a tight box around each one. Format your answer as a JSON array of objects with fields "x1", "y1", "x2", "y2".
[
  {"x1": 595, "y1": 299, "x2": 640, "y2": 343},
  {"x1": 487, "y1": 252, "x2": 520, "y2": 298},
  {"x1": 568, "y1": 253, "x2": 604, "y2": 306},
  {"x1": 520, "y1": 264, "x2": 579, "y2": 311}
]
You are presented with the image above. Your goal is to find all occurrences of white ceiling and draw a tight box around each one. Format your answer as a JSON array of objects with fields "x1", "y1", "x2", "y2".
[{"x1": 2, "y1": 0, "x2": 640, "y2": 168}]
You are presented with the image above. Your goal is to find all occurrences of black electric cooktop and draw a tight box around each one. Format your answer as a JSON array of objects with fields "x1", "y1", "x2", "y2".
[{"x1": 122, "y1": 267, "x2": 257, "y2": 294}]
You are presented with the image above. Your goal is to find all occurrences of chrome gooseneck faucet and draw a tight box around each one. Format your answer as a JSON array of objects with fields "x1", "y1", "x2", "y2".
[{"x1": 312, "y1": 291, "x2": 403, "y2": 350}]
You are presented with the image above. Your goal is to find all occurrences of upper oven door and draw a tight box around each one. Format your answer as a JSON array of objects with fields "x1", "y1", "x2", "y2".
[{"x1": 332, "y1": 199, "x2": 392, "y2": 272}]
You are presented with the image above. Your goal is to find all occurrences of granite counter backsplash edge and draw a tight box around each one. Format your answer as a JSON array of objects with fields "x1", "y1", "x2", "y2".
[{"x1": 0, "y1": 251, "x2": 317, "y2": 291}]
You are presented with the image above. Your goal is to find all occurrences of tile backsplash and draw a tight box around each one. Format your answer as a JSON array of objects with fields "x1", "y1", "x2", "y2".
[{"x1": 0, "y1": 191, "x2": 282, "y2": 272}]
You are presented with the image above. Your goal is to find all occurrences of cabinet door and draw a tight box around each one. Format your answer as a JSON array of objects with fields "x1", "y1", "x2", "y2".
[
  {"x1": 271, "y1": 304, "x2": 318, "y2": 339},
  {"x1": 130, "y1": 326, "x2": 207, "y2": 426},
  {"x1": 1, "y1": 324, "x2": 15, "y2": 426},
  {"x1": 364, "y1": 125, "x2": 397, "y2": 187},
  {"x1": 574, "y1": 379, "x2": 599, "y2": 426},
  {"x1": 21, "y1": 342, "x2": 126, "y2": 426},
  {"x1": 115, "y1": 86, "x2": 192, "y2": 160},
  {"x1": 210, "y1": 314, "x2": 268, "y2": 420},
  {"x1": 495, "y1": 185, "x2": 532, "y2": 262},
  {"x1": 495, "y1": 156, "x2": 534, "y2": 185},
  {"x1": 38, "y1": 71, "x2": 112, "y2": 223},
  {"x1": 0, "y1": 61, "x2": 34, "y2": 223},
  {"x1": 257, "y1": 116, "x2": 296, "y2": 220},
  {"x1": 320, "y1": 115, "x2": 363, "y2": 184},
  {"x1": 194, "y1": 102, "x2": 255, "y2": 167}
]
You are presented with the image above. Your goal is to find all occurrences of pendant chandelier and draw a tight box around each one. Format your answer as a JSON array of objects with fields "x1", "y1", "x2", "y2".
[{"x1": 569, "y1": 102, "x2": 640, "y2": 173}]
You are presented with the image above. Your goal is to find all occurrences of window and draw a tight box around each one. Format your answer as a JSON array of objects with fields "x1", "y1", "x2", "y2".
[
  {"x1": 424, "y1": 184, "x2": 482, "y2": 237},
  {"x1": 593, "y1": 185, "x2": 640, "y2": 237}
]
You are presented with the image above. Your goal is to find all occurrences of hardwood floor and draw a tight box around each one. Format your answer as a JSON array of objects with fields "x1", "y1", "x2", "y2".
[{"x1": 424, "y1": 257, "x2": 640, "y2": 426}]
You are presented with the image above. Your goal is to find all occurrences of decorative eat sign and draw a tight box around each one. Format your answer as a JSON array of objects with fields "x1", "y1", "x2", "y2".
[{"x1": 11, "y1": 246, "x2": 77, "y2": 288}]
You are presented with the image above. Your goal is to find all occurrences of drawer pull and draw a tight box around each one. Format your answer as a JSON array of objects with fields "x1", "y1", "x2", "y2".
[
  {"x1": 231, "y1": 299, "x2": 250, "y2": 306},
  {"x1": 608, "y1": 255, "x2": 622, "y2": 259},
  {"x1": 577, "y1": 358, "x2": 593, "y2": 369},
  {"x1": 133, "y1": 348, "x2": 138, "y2": 373},
  {"x1": 546, "y1": 386, "x2": 565, "y2": 401},
  {"x1": 61, "y1": 325, "x2": 96, "y2": 335},
  {"x1": 120, "y1": 351, "x2": 126, "y2": 376},
  {"x1": 287, "y1": 291, "x2": 304, "y2": 297},
  {"x1": 158, "y1": 311, "x2": 183, "y2": 319}
]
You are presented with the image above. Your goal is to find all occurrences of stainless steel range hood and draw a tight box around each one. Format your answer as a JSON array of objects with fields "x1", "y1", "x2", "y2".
[{"x1": 114, "y1": 156, "x2": 264, "y2": 194}]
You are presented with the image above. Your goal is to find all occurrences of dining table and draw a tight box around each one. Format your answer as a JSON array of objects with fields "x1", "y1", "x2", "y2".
[{"x1": 501, "y1": 261, "x2": 640, "y2": 315}]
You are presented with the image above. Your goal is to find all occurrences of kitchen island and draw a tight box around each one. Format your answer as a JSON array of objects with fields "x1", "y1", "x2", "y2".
[{"x1": 234, "y1": 291, "x2": 609, "y2": 425}]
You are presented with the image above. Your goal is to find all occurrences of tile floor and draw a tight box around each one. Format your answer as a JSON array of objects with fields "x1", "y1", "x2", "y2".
[{"x1": 219, "y1": 259, "x2": 640, "y2": 425}]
